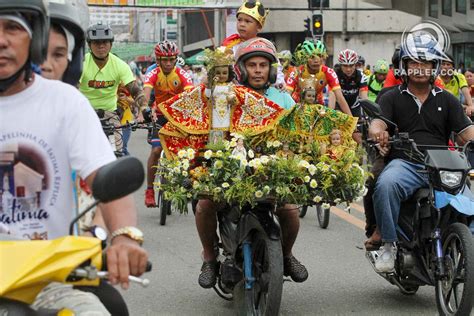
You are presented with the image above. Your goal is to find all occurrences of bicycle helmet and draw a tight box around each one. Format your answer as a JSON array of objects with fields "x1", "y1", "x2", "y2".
[
  {"x1": 86, "y1": 22, "x2": 114, "y2": 43},
  {"x1": 293, "y1": 40, "x2": 327, "y2": 66},
  {"x1": 338, "y1": 49, "x2": 359, "y2": 65},
  {"x1": 357, "y1": 55, "x2": 366, "y2": 65},
  {"x1": 48, "y1": 0, "x2": 88, "y2": 85},
  {"x1": 373, "y1": 59, "x2": 389, "y2": 74},
  {"x1": 0, "y1": 0, "x2": 49, "y2": 92},
  {"x1": 155, "y1": 40, "x2": 180, "y2": 58},
  {"x1": 234, "y1": 38, "x2": 278, "y2": 86},
  {"x1": 399, "y1": 30, "x2": 447, "y2": 81}
]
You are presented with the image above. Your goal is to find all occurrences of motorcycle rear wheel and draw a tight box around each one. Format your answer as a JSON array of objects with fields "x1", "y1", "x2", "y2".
[
  {"x1": 317, "y1": 204, "x2": 330, "y2": 229},
  {"x1": 435, "y1": 223, "x2": 474, "y2": 316},
  {"x1": 233, "y1": 231, "x2": 283, "y2": 316}
]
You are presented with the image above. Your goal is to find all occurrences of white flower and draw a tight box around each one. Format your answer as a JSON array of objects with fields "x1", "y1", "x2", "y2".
[
  {"x1": 240, "y1": 159, "x2": 248, "y2": 167},
  {"x1": 230, "y1": 140, "x2": 237, "y2": 147},
  {"x1": 182, "y1": 159, "x2": 190, "y2": 170},
  {"x1": 255, "y1": 190, "x2": 264, "y2": 198},
  {"x1": 322, "y1": 202, "x2": 330, "y2": 209},
  {"x1": 248, "y1": 149, "x2": 255, "y2": 159},
  {"x1": 260, "y1": 155, "x2": 269, "y2": 164},
  {"x1": 298, "y1": 160, "x2": 310, "y2": 168},
  {"x1": 334, "y1": 198, "x2": 341, "y2": 204},
  {"x1": 313, "y1": 195, "x2": 322, "y2": 203},
  {"x1": 266, "y1": 140, "x2": 274, "y2": 148},
  {"x1": 182, "y1": 171, "x2": 188, "y2": 177},
  {"x1": 304, "y1": 176, "x2": 311, "y2": 183},
  {"x1": 230, "y1": 132, "x2": 244, "y2": 139},
  {"x1": 187, "y1": 193, "x2": 193, "y2": 198},
  {"x1": 263, "y1": 185, "x2": 271, "y2": 193},
  {"x1": 310, "y1": 179, "x2": 318, "y2": 188},
  {"x1": 216, "y1": 150, "x2": 223, "y2": 157},
  {"x1": 213, "y1": 187, "x2": 222, "y2": 193},
  {"x1": 273, "y1": 140, "x2": 282, "y2": 147},
  {"x1": 204, "y1": 150, "x2": 213, "y2": 159},
  {"x1": 186, "y1": 148, "x2": 195, "y2": 159},
  {"x1": 173, "y1": 167, "x2": 181, "y2": 173},
  {"x1": 308, "y1": 164, "x2": 317, "y2": 176},
  {"x1": 214, "y1": 160, "x2": 223, "y2": 169},
  {"x1": 193, "y1": 181, "x2": 200, "y2": 189},
  {"x1": 177, "y1": 150, "x2": 187, "y2": 159},
  {"x1": 222, "y1": 182, "x2": 230, "y2": 188},
  {"x1": 224, "y1": 140, "x2": 231, "y2": 150}
]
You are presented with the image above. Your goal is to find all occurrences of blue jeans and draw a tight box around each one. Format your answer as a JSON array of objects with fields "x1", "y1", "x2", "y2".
[
  {"x1": 373, "y1": 159, "x2": 428, "y2": 242},
  {"x1": 122, "y1": 126, "x2": 131, "y2": 155}
]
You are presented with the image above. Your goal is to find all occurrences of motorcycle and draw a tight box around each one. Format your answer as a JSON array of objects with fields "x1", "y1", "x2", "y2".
[
  {"x1": 206, "y1": 198, "x2": 284, "y2": 316},
  {"x1": 0, "y1": 156, "x2": 151, "y2": 315},
  {"x1": 360, "y1": 100, "x2": 474, "y2": 315}
]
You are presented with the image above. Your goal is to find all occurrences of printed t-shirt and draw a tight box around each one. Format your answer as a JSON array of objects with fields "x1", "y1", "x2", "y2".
[
  {"x1": 0, "y1": 75, "x2": 115, "y2": 239},
  {"x1": 79, "y1": 53, "x2": 135, "y2": 111}
]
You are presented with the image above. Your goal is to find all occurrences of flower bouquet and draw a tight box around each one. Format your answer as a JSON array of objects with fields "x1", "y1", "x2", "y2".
[{"x1": 158, "y1": 133, "x2": 369, "y2": 213}]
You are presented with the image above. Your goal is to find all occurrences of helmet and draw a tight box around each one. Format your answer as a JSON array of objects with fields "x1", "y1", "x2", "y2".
[
  {"x1": 357, "y1": 55, "x2": 365, "y2": 65},
  {"x1": 399, "y1": 30, "x2": 448, "y2": 80},
  {"x1": 373, "y1": 59, "x2": 389, "y2": 74},
  {"x1": 86, "y1": 22, "x2": 114, "y2": 42},
  {"x1": 337, "y1": 49, "x2": 359, "y2": 65},
  {"x1": 155, "y1": 40, "x2": 180, "y2": 57},
  {"x1": 277, "y1": 50, "x2": 292, "y2": 61},
  {"x1": 293, "y1": 40, "x2": 327, "y2": 66},
  {"x1": 234, "y1": 37, "x2": 278, "y2": 86},
  {"x1": 48, "y1": 0, "x2": 88, "y2": 85},
  {"x1": 0, "y1": 0, "x2": 49, "y2": 65},
  {"x1": 237, "y1": 0, "x2": 269, "y2": 27}
]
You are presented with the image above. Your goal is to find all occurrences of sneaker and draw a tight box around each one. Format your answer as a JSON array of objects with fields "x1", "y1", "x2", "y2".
[
  {"x1": 283, "y1": 255, "x2": 308, "y2": 282},
  {"x1": 198, "y1": 261, "x2": 217, "y2": 288},
  {"x1": 374, "y1": 244, "x2": 396, "y2": 273},
  {"x1": 144, "y1": 188, "x2": 156, "y2": 207}
]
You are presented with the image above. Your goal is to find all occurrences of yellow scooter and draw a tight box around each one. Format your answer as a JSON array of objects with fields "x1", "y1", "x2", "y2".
[{"x1": 0, "y1": 156, "x2": 148, "y2": 315}]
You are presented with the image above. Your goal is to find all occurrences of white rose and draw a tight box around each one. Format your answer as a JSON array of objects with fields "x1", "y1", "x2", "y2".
[
  {"x1": 322, "y1": 202, "x2": 330, "y2": 209},
  {"x1": 255, "y1": 190, "x2": 263, "y2": 198},
  {"x1": 310, "y1": 179, "x2": 318, "y2": 188},
  {"x1": 204, "y1": 150, "x2": 213, "y2": 159},
  {"x1": 313, "y1": 196, "x2": 322, "y2": 203},
  {"x1": 186, "y1": 148, "x2": 196, "y2": 159},
  {"x1": 177, "y1": 150, "x2": 187, "y2": 159},
  {"x1": 248, "y1": 149, "x2": 255, "y2": 159},
  {"x1": 304, "y1": 176, "x2": 311, "y2": 183},
  {"x1": 308, "y1": 164, "x2": 317, "y2": 176}
]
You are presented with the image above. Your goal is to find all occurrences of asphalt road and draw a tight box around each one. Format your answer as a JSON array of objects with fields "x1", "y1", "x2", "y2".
[{"x1": 121, "y1": 130, "x2": 442, "y2": 316}]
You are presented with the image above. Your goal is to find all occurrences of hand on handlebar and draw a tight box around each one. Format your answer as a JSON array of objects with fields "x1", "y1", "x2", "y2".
[{"x1": 374, "y1": 131, "x2": 390, "y2": 156}]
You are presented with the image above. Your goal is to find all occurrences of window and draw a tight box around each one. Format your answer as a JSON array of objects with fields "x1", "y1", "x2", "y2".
[
  {"x1": 471, "y1": 0, "x2": 474, "y2": 9},
  {"x1": 442, "y1": 0, "x2": 452, "y2": 15},
  {"x1": 429, "y1": 0, "x2": 439, "y2": 17},
  {"x1": 456, "y1": 0, "x2": 466, "y2": 13}
]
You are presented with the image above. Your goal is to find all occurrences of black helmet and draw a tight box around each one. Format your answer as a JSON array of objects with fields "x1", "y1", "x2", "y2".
[
  {"x1": 357, "y1": 55, "x2": 365, "y2": 65},
  {"x1": 0, "y1": 0, "x2": 49, "y2": 65},
  {"x1": 48, "y1": 0, "x2": 88, "y2": 85},
  {"x1": 87, "y1": 22, "x2": 114, "y2": 43}
]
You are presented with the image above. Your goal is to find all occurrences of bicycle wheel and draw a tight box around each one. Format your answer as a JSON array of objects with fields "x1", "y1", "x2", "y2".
[
  {"x1": 233, "y1": 231, "x2": 283, "y2": 316},
  {"x1": 435, "y1": 223, "x2": 474, "y2": 316},
  {"x1": 159, "y1": 190, "x2": 170, "y2": 226},
  {"x1": 316, "y1": 204, "x2": 330, "y2": 229}
]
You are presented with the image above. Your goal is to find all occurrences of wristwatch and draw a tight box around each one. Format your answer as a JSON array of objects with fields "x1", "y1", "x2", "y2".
[
  {"x1": 111, "y1": 226, "x2": 144, "y2": 245},
  {"x1": 84, "y1": 225, "x2": 108, "y2": 242}
]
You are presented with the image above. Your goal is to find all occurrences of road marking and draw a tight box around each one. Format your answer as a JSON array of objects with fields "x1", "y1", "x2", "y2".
[
  {"x1": 330, "y1": 206, "x2": 365, "y2": 230},
  {"x1": 350, "y1": 202, "x2": 364, "y2": 214}
]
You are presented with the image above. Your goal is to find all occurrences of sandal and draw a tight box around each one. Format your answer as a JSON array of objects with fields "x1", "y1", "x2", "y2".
[{"x1": 198, "y1": 261, "x2": 217, "y2": 289}]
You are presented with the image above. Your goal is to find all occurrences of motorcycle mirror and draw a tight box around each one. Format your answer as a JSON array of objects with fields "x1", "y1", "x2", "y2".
[
  {"x1": 92, "y1": 156, "x2": 145, "y2": 203},
  {"x1": 359, "y1": 99, "x2": 398, "y2": 132}
]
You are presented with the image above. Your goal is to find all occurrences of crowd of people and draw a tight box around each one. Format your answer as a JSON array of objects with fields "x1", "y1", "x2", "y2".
[{"x1": 1, "y1": 0, "x2": 474, "y2": 314}]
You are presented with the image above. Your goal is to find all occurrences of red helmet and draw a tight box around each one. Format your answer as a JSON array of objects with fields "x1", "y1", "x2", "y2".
[
  {"x1": 338, "y1": 49, "x2": 359, "y2": 65},
  {"x1": 234, "y1": 38, "x2": 278, "y2": 85},
  {"x1": 155, "y1": 40, "x2": 180, "y2": 57}
]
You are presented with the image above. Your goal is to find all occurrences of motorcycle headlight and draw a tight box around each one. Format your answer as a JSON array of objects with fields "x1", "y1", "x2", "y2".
[{"x1": 439, "y1": 170, "x2": 463, "y2": 188}]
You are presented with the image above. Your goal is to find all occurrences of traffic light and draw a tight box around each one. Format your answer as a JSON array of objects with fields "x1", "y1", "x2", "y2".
[
  {"x1": 304, "y1": 17, "x2": 311, "y2": 33},
  {"x1": 312, "y1": 13, "x2": 323, "y2": 36}
]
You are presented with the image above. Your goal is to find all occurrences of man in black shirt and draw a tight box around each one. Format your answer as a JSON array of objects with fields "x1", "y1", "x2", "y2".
[{"x1": 368, "y1": 33, "x2": 474, "y2": 273}]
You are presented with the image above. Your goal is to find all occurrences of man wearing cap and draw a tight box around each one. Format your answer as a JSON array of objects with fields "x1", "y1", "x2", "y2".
[{"x1": 0, "y1": 1, "x2": 148, "y2": 314}]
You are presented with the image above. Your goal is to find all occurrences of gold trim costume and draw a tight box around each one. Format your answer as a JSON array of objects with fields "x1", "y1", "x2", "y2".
[{"x1": 159, "y1": 85, "x2": 286, "y2": 158}]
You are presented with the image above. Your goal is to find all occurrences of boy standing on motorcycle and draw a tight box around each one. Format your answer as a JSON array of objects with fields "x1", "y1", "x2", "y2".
[
  {"x1": 0, "y1": 0, "x2": 148, "y2": 312},
  {"x1": 368, "y1": 32, "x2": 474, "y2": 273},
  {"x1": 195, "y1": 38, "x2": 308, "y2": 288}
]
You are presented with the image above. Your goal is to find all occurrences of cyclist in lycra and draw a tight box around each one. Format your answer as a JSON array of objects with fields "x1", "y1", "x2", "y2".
[
  {"x1": 142, "y1": 41, "x2": 193, "y2": 207},
  {"x1": 79, "y1": 22, "x2": 147, "y2": 155}
]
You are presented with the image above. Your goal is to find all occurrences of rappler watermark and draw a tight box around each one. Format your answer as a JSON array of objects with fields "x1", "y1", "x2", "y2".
[{"x1": 395, "y1": 21, "x2": 452, "y2": 78}]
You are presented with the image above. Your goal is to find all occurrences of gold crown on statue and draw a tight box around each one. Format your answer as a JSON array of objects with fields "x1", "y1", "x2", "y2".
[
  {"x1": 203, "y1": 46, "x2": 234, "y2": 71},
  {"x1": 237, "y1": 0, "x2": 269, "y2": 27},
  {"x1": 299, "y1": 76, "x2": 316, "y2": 92}
]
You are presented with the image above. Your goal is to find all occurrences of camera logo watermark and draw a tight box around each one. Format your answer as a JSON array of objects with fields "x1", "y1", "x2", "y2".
[{"x1": 397, "y1": 21, "x2": 452, "y2": 77}]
